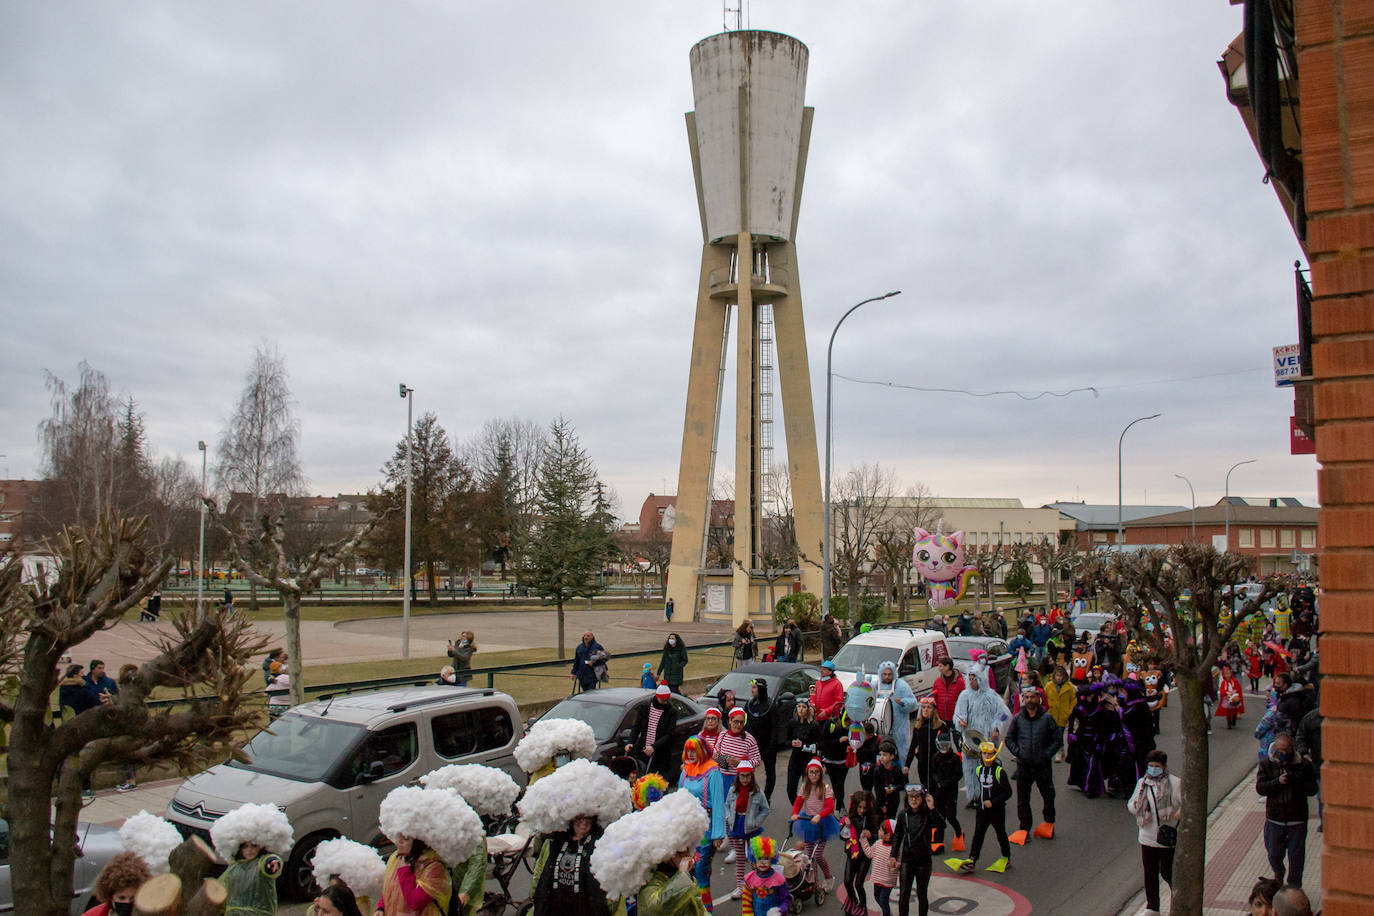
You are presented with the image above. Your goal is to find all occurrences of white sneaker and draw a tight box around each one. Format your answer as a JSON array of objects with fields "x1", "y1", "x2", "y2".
[
  {"x1": 724, "y1": 888, "x2": 742, "y2": 901},
  {"x1": 724, "y1": 848, "x2": 736, "y2": 862}
]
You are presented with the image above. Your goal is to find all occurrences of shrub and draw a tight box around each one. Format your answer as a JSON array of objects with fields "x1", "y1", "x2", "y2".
[
  {"x1": 1004, "y1": 558, "x2": 1034, "y2": 602},
  {"x1": 829, "y1": 594, "x2": 884, "y2": 625},
  {"x1": 774, "y1": 591, "x2": 821, "y2": 629}
]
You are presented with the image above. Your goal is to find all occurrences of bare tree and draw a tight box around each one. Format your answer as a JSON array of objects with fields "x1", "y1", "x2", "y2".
[
  {"x1": 1084, "y1": 545, "x2": 1278, "y2": 916},
  {"x1": 967, "y1": 543, "x2": 1007, "y2": 613},
  {"x1": 32, "y1": 363, "x2": 120, "y2": 536},
  {"x1": 216, "y1": 508, "x2": 384, "y2": 704},
  {"x1": 465, "y1": 418, "x2": 547, "y2": 580},
  {"x1": 830, "y1": 465, "x2": 933, "y2": 616},
  {"x1": 1028, "y1": 535, "x2": 1084, "y2": 610},
  {"x1": 1, "y1": 518, "x2": 267, "y2": 916}
]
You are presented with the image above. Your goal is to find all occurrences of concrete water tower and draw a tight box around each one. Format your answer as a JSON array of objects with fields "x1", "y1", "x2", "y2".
[{"x1": 666, "y1": 29, "x2": 825, "y2": 624}]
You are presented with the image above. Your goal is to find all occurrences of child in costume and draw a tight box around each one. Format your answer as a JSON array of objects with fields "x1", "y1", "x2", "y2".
[
  {"x1": 419, "y1": 765, "x2": 522, "y2": 916},
  {"x1": 310, "y1": 838, "x2": 386, "y2": 914},
  {"x1": 859, "y1": 820, "x2": 897, "y2": 916},
  {"x1": 210, "y1": 803, "x2": 293, "y2": 916},
  {"x1": 929, "y1": 733, "x2": 965, "y2": 853},
  {"x1": 954, "y1": 742, "x2": 1011, "y2": 875},
  {"x1": 519, "y1": 761, "x2": 631, "y2": 916},
  {"x1": 789, "y1": 759, "x2": 840, "y2": 895},
  {"x1": 515, "y1": 718, "x2": 598, "y2": 784},
  {"x1": 1215, "y1": 663, "x2": 1246, "y2": 730},
  {"x1": 589, "y1": 791, "x2": 708, "y2": 916},
  {"x1": 892, "y1": 785, "x2": 946, "y2": 916},
  {"x1": 723, "y1": 760, "x2": 769, "y2": 899},
  {"x1": 839, "y1": 791, "x2": 879, "y2": 916},
  {"x1": 378, "y1": 786, "x2": 483, "y2": 916},
  {"x1": 678, "y1": 736, "x2": 726, "y2": 912},
  {"x1": 1244, "y1": 642, "x2": 1264, "y2": 692},
  {"x1": 741, "y1": 837, "x2": 790, "y2": 916}
]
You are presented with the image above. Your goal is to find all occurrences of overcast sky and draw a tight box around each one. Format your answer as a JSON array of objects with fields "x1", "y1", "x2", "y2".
[{"x1": 0, "y1": 1, "x2": 1315, "y2": 519}]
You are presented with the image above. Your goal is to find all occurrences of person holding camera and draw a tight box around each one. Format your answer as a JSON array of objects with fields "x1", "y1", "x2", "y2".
[
  {"x1": 1256, "y1": 732, "x2": 1319, "y2": 888},
  {"x1": 1126, "y1": 749, "x2": 1181, "y2": 916},
  {"x1": 446, "y1": 631, "x2": 476, "y2": 686}
]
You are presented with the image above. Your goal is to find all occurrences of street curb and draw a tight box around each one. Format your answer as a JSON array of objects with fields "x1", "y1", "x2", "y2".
[{"x1": 1113, "y1": 761, "x2": 1261, "y2": 916}]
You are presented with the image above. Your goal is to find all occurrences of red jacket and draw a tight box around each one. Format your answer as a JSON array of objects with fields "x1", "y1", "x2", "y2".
[
  {"x1": 811, "y1": 675, "x2": 845, "y2": 720},
  {"x1": 931, "y1": 673, "x2": 964, "y2": 723}
]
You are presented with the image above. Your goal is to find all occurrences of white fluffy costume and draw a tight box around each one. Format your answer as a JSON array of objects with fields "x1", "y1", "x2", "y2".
[
  {"x1": 514, "y1": 718, "x2": 597, "y2": 780},
  {"x1": 311, "y1": 838, "x2": 386, "y2": 903},
  {"x1": 420, "y1": 764, "x2": 521, "y2": 818},
  {"x1": 517, "y1": 758, "x2": 631, "y2": 836},
  {"x1": 119, "y1": 810, "x2": 183, "y2": 874},
  {"x1": 210, "y1": 802, "x2": 294, "y2": 862},
  {"x1": 590, "y1": 790, "x2": 709, "y2": 901},
  {"x1": 951, "y1": 666, "x2": 1012, "y2": 802},
  {"x1": 378, "y1": 785, "x2": 484, "y2": 866}
]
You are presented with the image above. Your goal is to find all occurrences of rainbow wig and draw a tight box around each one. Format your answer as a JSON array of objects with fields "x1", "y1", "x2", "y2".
[
  {"x1": 632, "y1": 773, "x2": 669, "y2": 810},
  {"x1": 746, "y1": 836, "x2": 776, "y2": 865},
  {"x1": 681, "y1": 736, "x2": 717, "y2": 778}
]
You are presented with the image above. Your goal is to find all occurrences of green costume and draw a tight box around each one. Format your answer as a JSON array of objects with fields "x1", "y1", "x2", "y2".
[
  {"x1": 449, "y1": 840, "x2": 488, "y2": 916},
  {"x1": 223, "y1": 853, "x2": 283, "y2": 916},
  {"x1": 636, "y1": 866, "x2": 706, "y2": 916}
]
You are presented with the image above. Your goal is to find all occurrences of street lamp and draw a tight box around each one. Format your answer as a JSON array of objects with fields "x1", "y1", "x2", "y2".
[
  {"x1": 1224, "y1": 459, "x2": 1257, "y2": 549},
  {"x1": 400, "y1": 384, "x2": 415, "y2": 659},
  {"x1": 823, "y1": 290, "x2": 902, "y2": 619},
  {"x1": 1173, "y1": 473, "x2": 1196, "y2": 543},
  {"x1": 1117, "y1": 414, "x2": 1162, "y2": 545},
  {"x1": 197, "y1": 441, "x2": 207, "y2": 619}
]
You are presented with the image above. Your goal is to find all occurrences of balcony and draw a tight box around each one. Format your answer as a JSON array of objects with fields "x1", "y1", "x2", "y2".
[{"x1": 708, "y1": 265, "x2": 791, "y2": 301}]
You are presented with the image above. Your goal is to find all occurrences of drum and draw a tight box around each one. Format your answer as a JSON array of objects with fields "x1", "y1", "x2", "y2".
[
  {"x1": 870, "y1": 695, "x2": 894, "y2": 739},
  {"x1": 961, "y1": 726, "x2": 987, "y2": 754}
]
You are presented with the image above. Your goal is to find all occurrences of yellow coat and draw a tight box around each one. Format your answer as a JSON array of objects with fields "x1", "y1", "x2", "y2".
[{"x1": 1043, "y1": 680, "x2": 1077, "y2": 728}]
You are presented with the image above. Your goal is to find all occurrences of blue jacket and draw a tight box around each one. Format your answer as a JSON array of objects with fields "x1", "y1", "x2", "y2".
[
  {"x1": 1008, "y1": 635, "x2": 1033, "y2": 656},
  {"x1": 724, "y1": 783, "x2": 770, "y2": 836},
  {"x1": 1031, "y1": 623, "x2": 1052, "y2": 647},
  {"x1": 572, "y1": 641, "x2": 607, "y2": 689},
  {"x1": 680, "y1": 765, "x2": 727, "y2": 841},
  {"x1": 85, "y1": 674, "x2": 118, "y2": 703}
]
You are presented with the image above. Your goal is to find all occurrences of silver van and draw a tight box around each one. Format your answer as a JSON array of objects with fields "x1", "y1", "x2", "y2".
[{"x1": 164, "y1": 686, "x2": 523, "y2": 898}]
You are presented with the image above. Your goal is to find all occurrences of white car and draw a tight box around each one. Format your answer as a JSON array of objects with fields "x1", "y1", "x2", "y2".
[{"x1": 829, "y1": 627, "x2": 952, "y2": 698}]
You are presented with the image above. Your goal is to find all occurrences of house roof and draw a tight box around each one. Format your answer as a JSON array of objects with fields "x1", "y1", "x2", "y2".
[
  {"x1": 909, "y1": 497, "x2": 1025, "y2": 509},
  {"x1": 1046, "y1": 502, "x2": 1187, "y2": 530},
  {"x1": 1126, "y1": 500, "x2": 1318, "y2": 527}
]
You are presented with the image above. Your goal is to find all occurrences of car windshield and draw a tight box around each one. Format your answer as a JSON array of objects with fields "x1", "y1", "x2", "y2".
[
  {"x1": 705, "y1": 672, "x2": 772, "y2": 697},
  {"x1": 830, "y1": 644, "x2": 901, "y2": 674},
  {"x1": 228, "y1": 714, "x2": 365, "y2": 782},
  {"x1": 1076, "y1": 615, "x2": 1114, "y2": 632},
  {"x1": 945, "y1": 643, "x2": 978, "y2": 661},
  {"x1": 542, "y1": 699, "x2": 626, "y2": 742}
]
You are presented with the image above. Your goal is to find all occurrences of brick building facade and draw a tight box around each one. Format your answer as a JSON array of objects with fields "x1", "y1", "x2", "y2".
[{"x1": 1221, "y1": 3, "x2": 1374, "y2": 912}]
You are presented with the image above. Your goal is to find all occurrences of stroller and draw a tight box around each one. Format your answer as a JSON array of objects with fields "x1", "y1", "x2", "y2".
[{"x1": 778, "y1": 837, "x2": 822, "y2": 910}]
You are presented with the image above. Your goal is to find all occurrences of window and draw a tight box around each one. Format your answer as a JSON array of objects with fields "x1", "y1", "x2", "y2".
[
  {"x1": 431, "y1": 707, "x2": 514, "y2": 759},
  {"x1": 1301, "y1": 529, "x2": 1315, "y2": 548},
  {"x1": 350, "y1": 723, "x2": 418, "y2": 785},
  {"x1": 1260, "y1": 529, "x2": 1276, "y2": 548},
  {"x1": 671, "y1": 697, "x2": 695, "y2": 718},
  {"x1": 1280, "y1": 529, "x2": 1295, "y2": 548},
  {"x1": 898, "y1": 648, "x2": 921, "y2": 676},
  {"x1": 1092, "y1": 532, "x2": 1108, "y2": 544},
  {"x1": 1238, "y1": 529, "x2": 1254, "y2": 548},
  {"x1": 779, "y1": 671, "x2": 814, "y2": 697}
]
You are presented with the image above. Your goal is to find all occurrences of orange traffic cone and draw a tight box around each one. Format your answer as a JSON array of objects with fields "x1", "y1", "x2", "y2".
[
  {"x1": 1034, "y1": 822, "x2": 1055, "y2": 839},
  {"x1": 1008, "y1": 829, "x2": 1029, "y2": 846},
  {"x1": 951, "y1": 834, "x2": 966, "y2": 852}
]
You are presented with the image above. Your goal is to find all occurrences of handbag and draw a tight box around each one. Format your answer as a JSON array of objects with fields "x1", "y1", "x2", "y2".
[{"x1": 1147, "y1": 785, "x2": 1177, "y2": 847}]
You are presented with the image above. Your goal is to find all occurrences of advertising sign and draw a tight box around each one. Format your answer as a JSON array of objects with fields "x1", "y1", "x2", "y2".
[
  {"x1": 1290, "y1": 416, "x2": 1316, "y2": 455},
  {"x1": 1274, "y1": 344, "x2": 1301, "y2": 386}
]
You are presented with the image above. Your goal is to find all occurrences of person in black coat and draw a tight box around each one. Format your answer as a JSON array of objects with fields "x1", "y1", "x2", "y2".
[
  {"x1": 785, "y1": 699, "x2": 821, "y2": 804},
  {"x1": 1005, "y1": 688, "x2": 1061, "y2": 842},
  {"x1": 890, "y1": 785, "x2": 946, "y2": 916},
  {"x1": 626, "y1": 685, "x2": 679, "y2": 776},
  {"x1": 58, "y1": 664, "x2": 97, "y2": 715},
  {"x1": 959, "y1": 743, "x2": 1013, "y2": 873},
  {"x1": 571, "y1": 631, "x2": 607, "y2": 692},
  {"x1": 1256, "y1": 733, "x2": 1319, "y2": 886},
  {"x1": 745, "y1": 678, "x2": 778, "y2": 799}
]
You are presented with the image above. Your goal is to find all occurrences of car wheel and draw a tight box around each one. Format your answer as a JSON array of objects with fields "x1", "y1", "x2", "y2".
[{"x1": 282, "y1": 831, "x2": 337, "y2": 900}]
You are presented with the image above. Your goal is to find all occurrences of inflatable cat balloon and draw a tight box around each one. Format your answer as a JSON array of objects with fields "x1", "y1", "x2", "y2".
[{"x1": 912, "y1": 526, "x2": 978, "y2": 610}]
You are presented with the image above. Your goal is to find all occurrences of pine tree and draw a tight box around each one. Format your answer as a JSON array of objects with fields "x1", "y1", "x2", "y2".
[{"x1": 522, "y1": 417, "x2": 613, "y2": 657}]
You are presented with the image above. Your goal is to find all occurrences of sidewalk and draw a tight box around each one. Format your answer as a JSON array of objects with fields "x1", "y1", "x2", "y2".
[
  {"x1": 76, "y1": 777, "x2": 184, "y2": 828},
  {"x1": 1117, "y1": 763, "x2": 1323, "y2": 915}
]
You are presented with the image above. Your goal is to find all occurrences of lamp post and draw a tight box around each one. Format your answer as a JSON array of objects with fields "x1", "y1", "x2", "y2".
[
  {"x1": 1117, "y1": 414, "x2": 1162, "y2": 545},
  {"x1": 400, "y1": 384, "x2": 415, "y2": 659},
  {"x1": 197, "y1": 441, "x2": 207, "y2": 618},
  {"x1": 1173, "y1": 473, "x2": 1196, "y2": 543},
  {"x1": 1224, "y1": 458, "x2": 1257, "y2": 549},
  {"x1": 823, "y1": 290, "x2": 902, "y2": 619}
]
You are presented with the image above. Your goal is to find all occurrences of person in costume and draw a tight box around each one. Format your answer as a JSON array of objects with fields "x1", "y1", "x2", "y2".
[
  {"x1": 678, "y1": 736, "x2": 726, "y2": 912},
  {"x1": 516, "y1": 718, "x2": 598, "y2": 784},
  {"x1": 715, "y1": 707, "x2": 762, "y2": 783},
  {"x1": 951, "y1": 666, "x2": 1011, "y2": 804},
  {"x1": 520, "y1": 762, "x2": 631, "y2": 916},
  {"x1": 904, "y1": 697, "x2": 947, "y2": 790},
  {"x1": 312, "y1": 885, "x2": 364, "y2": 916},
  {"x1": 82, "y1": 853, "x2": 151, "y2": 916},
  {"x1": 741, "y1": 837, "x2": 790, "y2": 916},
  {"x1": 839, "y1": 790, "x2": 879, "y2": 916},
  {"x1": 1065, "y1": 683, "x2": 1099, "y2": 792},
  {"x1": 1216, "y1": 663, "x2": 1246, "y2": 729},
  {"x1": 872, "y1": 739, "x2": 906, "y2": 820},
  {"x1": 953, "y1": 742, "x2": 1011, "y2": 875},
  {"x1": 628, "y1": 684, "x2": 680, "y2": 777},
  {"x1": 590, "y1": 791, "x2": 707, "y2": 916},
  {"x1": 419, "y1": 765, "x2": 521, "y2": 916},
  {"x1": 1084, "y1": 688, "x2": 1137, "y2": 799},
  {"x1": 855, "y1": 720, "x2": 880, "y2": 792},
  {"x1": 891, "y1": 784, "x2": 946, "y2": 916},
  {"x1": 310, "y1": 838, "x2": 386, "y2": 915},
  {"x1": 810, "y1": 660, "x2": 845, "y2": 722},
  {"x1": 378, "y1": 786, "x2": 482, "y2": 916},
  {"x1": 784, "y1": 699, "x2": 821, "y2": 804},
  {"x1": 744, "y1": 679, "x2": 778, "y2": 800},
  {"x1": 874, "y1": 661, "x2": 917, "y2": 762},
  {"x1": 210, "y1": 803, "x2": 293, "y2": 916},
  {"x1": 1244, "y1": 642, "x2": 1264, "y2": 693},
  {"x1": 1118, "y1": 679, "x2": 1156, "y2": 784},
  {"x1": 1043, "y1": 666, "x2": 1076, "y2": 763},
  {"x1": 532, "y1": 815, "x2": 611, "y2": 916},
  {"x1": 929, "y1": 733, "x2": 965, "y2": 853},
  {"x1": 789, "y1": 759, "x2": 840, "y2": 892},
  {"x1": 723, "y1": 760, "x2": 769, "y2": 899},
  {"x1": 817, "y1": 701, "x2": 854, "y2": 799},
  {"x1": 697, "y1": 708, "x2": 724, "y2": 755},
  {"x1": 859, "y1": 820, "x2": 897, "y2": 916}
]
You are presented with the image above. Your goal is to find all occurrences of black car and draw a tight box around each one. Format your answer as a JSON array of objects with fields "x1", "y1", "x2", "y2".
[
  {"x1": 945, "y1": 636, "x2": 1015, "y2": 698},
  {"x1": 697, "y1": 663, "x2": 822, "y2": 747},
  {"x1": 536, "y1": 687, "x2": 706, "y2": 781}
]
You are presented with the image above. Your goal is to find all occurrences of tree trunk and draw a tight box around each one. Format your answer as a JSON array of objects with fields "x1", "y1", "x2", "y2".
[
  {"x1": 284, "y1": 593, "x2": 305, "y2": 705},
  {"x1": 1169, "y1": 669, "x2": 1210, "y2": 916},
  {"x1": 556, "y1": 600, "x2": 566, "y2": 659},
  {"x1": 249, "y1": 580, "x2": 259, "y2": 612},
  {"x1": 847, "y1": 579, "x2": 861, "y2": 625},
  {"x1": 426, "y1": 559, "x2": 437, "y2": 606}
]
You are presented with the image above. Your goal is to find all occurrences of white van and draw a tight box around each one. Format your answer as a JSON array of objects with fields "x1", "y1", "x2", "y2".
[
  {"x1": 165, "y1": 687, "x2": 523, "y2": 899},
  {"x1": 829, "y1": 627, "x2": 951, "y2": 698}
]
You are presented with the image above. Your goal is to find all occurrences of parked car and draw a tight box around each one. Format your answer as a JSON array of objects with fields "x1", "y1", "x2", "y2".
[
  {"x1": 830, "y1": 628, "x2": 951, "y2": 698},
  {"x1": 945, "y1": 636, "x2": 1014, "y2": 697},
  {"x1": 535, "y1": 687, "x2": 707, "y2": 780},
  {"x1": 165, "y1": 686, "x2": 524, "y2": 900},
  {"x1": 695, "y1": 663, "x2": 822, "y2": 746},
  {"x1": 0, "y1": 818, "x2": 125, "y2": 915}
]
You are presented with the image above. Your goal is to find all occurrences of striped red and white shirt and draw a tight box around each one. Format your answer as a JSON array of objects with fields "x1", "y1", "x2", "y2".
[
  {"x1": 713, "y1": 730, "x2": 762, "y2": 777},
  {"x1": 860, "y1": 838, "x2": 896, "y2": 886},
  {"x1": 644, "y1": 704, "x2": 664, "y2": 752}
]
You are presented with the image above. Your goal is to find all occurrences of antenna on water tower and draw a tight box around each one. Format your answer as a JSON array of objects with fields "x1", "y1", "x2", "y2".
[{"x1": 723, "y1": 0, "x2": 748, "y2": 31}]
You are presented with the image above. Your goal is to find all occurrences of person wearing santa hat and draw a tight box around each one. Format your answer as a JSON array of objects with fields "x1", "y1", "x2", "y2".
[
  {"x1": 697, "y1": 708, "x2": 725, "y2": 755},
  {"x1": 722, "y1": 760, "x2": 769, "y2": 898},
  {"x1": 715, "y1": 707, "x2": 763, "y2": 783},
  {"x1": 627, "y1": 684, "x2": 679, "y2": 776}
]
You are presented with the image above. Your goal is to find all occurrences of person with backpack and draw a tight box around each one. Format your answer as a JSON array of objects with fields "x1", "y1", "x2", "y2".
[{"x1": 953, "y1": 742, "x2": 1011, "y2": 875}]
